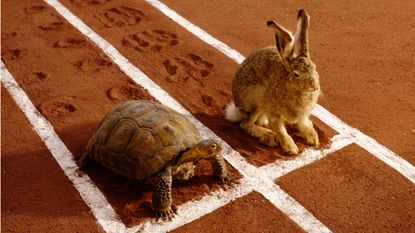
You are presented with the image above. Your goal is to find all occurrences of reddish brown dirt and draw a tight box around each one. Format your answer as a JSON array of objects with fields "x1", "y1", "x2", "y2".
[
  {"x1": 170, "y1": 192, "x2": 305, "y2": 233},
  {"x1": 2, "y1": 0, "x2": 415, "y2": 232},
  {"x1": 1, "y1": 87, "x2": 104, "y2": 233},
  {"x1": 277, "y1": 144, "x2": 415, "y2": 232}
]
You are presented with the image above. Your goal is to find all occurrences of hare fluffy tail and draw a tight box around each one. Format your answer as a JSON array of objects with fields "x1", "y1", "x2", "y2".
[{"x1": 225, "y1": 101, "x2": 247, "y2": 122}]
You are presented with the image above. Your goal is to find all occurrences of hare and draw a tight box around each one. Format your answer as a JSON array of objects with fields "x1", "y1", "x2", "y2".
[{"x1": 225, "y1": 9, "x2": 320, "y2": 155}]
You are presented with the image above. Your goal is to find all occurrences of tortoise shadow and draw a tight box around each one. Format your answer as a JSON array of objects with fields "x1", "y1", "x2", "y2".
[{"x1": 58, "y1": 121, "x2": 239, "y2": 227}]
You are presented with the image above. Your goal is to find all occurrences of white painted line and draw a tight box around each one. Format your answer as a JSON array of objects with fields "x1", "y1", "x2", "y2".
[
  {"x1": 141, "y1": 0, "x2": 244, "y2": 64},
  {"x1": 258, "y1": 183, "x2": 331, "y2": 233},
  {"x1": 146, "y1": 0, "x2": 415, "y2": 185},
  {"x1": 260, "y1": 134, "x2": 353, "y2": 180},
  {"x1": 1, "y1": 62, "x2": 127, "y2": 233},
  {"x1": 312, "y1": 105, "x2": 415, "y2": 184},
  {"x1": 144, "y1": 0, "x2": 245, "y2": 64},
  {"x1": 129, "y1": 179, "x2": 252, "y2": 233},
  {"x1": 46, "y1": 0, "x2": 333, "y2": 232}
]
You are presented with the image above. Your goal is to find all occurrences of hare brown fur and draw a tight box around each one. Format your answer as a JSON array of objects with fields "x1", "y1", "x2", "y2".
[{"x1": 225, "y1": 9, "x2": 320, "y2": 155}]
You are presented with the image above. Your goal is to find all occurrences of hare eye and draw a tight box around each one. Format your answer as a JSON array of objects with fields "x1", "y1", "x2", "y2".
[{"x1": 294, "y1": 71, "x2": 300, "y2": 77}]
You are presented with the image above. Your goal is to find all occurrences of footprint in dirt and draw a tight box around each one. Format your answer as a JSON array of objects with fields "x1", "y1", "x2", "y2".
[
  {"x1": 201, "y1": 95, "x2": 216, "y2": 107},
  {"x1": 34, "y1": 72, "x2": 48, "y2": 81},
  {"x1": 2, "y1": 49, "x2": 23, "y2": 60},
  {"x1": 70, "y1": 0, "x2": 111, "y2": 6},
  {"x1": 1, "y1": 32, "x2": 17, "y2": 40},
  {"x1": 74, "y1": 58, "x2": 113, "y2": 72},
  {"x1": 89, "y1": 0, "x2": 111, "y2": 5},
  {"x1": 20, "y1": 72, "x2": 49, "y2": 87},
  {"x1": 162, "y1": 54, "x2": 213, "y2": 82},
  {"x1": 24, "y1": 5, "x2": 47, "y2": 14},
  {"x1": 122, "y1": 29, "x2": 179, "y2": 53},
  {"x1": 39, "y1": 97, "x2": 78, "y2": 117},
  {"x1": 95, "y1": 6, "x2": 144, "y2": 28},
  {"x1": 39, "y1": 21, "x2": 64, "y2": 31},
  {"x1": 68, "y1": 0, "x2": 84, "y2": 6},
  {"x1": 106, "y1": 84, "x2": 154, "y2": 102},
  {"x1": 219, "y1": 89, "x2": 232, "y2": 99},
  {"x1": 54, "y1": 38, "x2": 86, "y2": 48}
]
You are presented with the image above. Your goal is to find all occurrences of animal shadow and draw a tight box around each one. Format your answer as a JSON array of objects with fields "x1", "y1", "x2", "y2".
[
  {"x1": 69, "y1": 120, "x2": 237, "y2": 226},
  {"x1": 193, "y1": 112, "x2": 303, "y2": 166}
]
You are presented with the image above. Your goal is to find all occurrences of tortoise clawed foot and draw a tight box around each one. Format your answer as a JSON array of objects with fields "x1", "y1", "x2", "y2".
[
  {"x1": 155, "y1": 207, "x2": 175, "y2": 220},
  {"x1": 217, "y1": 173, "x2": 232, "y2": 184}
]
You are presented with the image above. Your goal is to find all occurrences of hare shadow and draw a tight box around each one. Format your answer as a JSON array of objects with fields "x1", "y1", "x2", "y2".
[
  {"x1": 193, "y1": 112, "x2": 290, "y2": 166},
  {"x1": 193, "y1": 112, "x2": 333, "y2": 167}
]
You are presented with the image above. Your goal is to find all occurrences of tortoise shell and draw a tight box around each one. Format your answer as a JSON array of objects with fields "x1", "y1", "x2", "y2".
[{"x1": 85, "y1": 100, "x2": 202, "y2": 180}]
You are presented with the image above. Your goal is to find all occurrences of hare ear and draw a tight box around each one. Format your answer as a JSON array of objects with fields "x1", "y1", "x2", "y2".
[
  {"x1": 267, "y1": 20, "x2": 294, "y2": 59},
  {"x1": 293, "y1": 9, "x2": 310, "y2": 57}
]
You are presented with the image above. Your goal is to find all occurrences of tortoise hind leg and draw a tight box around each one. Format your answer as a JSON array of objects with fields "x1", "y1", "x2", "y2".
[
  {"x1": 152, "y1": 164, "x2": 174, "y2": 218},
  {"x1": 79, "y1": 152, "x2": 92, "y2": 171}
]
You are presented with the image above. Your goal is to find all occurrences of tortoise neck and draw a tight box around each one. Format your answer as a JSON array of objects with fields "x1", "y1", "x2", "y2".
[{"x1": 175, "y1": 147, "x2": 200, "y2": 165}]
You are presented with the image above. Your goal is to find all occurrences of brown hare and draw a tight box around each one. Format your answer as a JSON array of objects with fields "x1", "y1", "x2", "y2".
[{"x1": 225, "y1": 9, "x2": 320, "y2": 155}]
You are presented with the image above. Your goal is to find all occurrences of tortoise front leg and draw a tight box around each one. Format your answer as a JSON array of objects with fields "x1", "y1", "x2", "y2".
[
  {"x1": 208, "y1": 154, "x2": 231, "y2": 183},
  {"x1": 152, "y1": 165, "x2": 174, "y2": 219}
]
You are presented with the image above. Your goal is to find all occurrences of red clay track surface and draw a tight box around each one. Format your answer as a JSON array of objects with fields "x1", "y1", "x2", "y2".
[{"x1": 1, "y1": 0, "x2": 415, "y2": 232}]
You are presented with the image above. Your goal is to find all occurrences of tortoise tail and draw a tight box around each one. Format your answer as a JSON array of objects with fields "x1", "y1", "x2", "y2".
[{"x1": 79, "y1": 138, "x2": 95, "y2": 171}]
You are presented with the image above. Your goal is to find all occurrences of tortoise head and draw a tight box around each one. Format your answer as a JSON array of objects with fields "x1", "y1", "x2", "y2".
[{"x1": 177, "y1": 139, "x2": 222, "y2": 164}]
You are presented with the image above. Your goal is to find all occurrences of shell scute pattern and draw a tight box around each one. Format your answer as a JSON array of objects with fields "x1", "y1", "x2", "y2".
[
  {"x1": 135, "y1": 109, "x2": 164, "y2": 128},
  {"x1": 118, "y1": 100, "x2": 152, "y2": 116},
  {"x1": 170, "y1": 115, "x2": 202, "y2": 148},
  {"x1": 87, "y1": 100, "x2": 203, "y2": 180},
  {"x1": 106, "y1": 150, "x2": 136, "y2": 178},
  {"x1": 153, "y1": 121, "x2": 182, "y2": 147},
  {"x1": 106, "y1": 119, "x2": 137, "y2": 153},
  {"x1": 125, "y1": 128, "x2": 163, "y2": 179},
  {"x1": 95, "y1": 112, "x2": 122, "y2": 145},
  {"x1": 126, "y1": 128, "x2": 159, "y2": 158}
]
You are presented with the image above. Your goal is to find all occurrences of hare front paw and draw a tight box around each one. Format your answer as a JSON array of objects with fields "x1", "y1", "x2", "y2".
[
  {"x1": 302, "y1": 127, "x2": 320, "y2": 147},
  {"x1": 280, "y1": 135, "x2": 299, "y2": 155},
  {"x1": 296, "y1": 118, "x2": 320, "y2": 147}
]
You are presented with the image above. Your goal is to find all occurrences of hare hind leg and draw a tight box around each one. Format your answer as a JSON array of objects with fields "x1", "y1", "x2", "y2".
[
  {"x1": 269, "y1": 118, "x2": 299, "y2": 155},
  {"x1": 240, "y1": 109, "x2": 278, "y2": 147},
  {"x1": 240, "y1": 120, "x2": 279, "y2": 147},
  {"x1": 296, "y1": 117, "x2": 319, "y2": 146}
]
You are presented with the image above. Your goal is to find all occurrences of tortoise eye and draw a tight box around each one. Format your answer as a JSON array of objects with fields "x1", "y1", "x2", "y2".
[
  {"x1": 210, "y1": 144, "x2": 217, "y2": 150},
  {"x1": 294, "y1": 71, "x2": 300, "y2": 77}
]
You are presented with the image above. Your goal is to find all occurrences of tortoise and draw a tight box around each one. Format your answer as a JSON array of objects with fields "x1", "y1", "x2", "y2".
[{"x1": 80, "y1": 100, "x2": 230, "y2": 218}]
